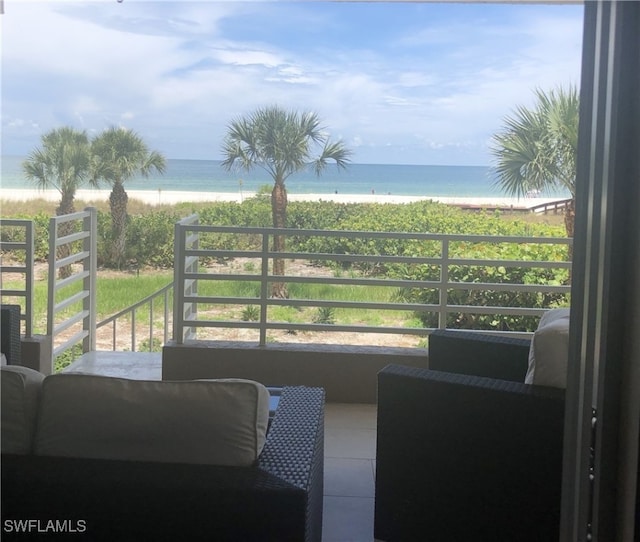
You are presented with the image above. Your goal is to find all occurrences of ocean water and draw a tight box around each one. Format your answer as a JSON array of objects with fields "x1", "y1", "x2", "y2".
[{"x1": 0, "y1": 156, "x2": 569, "y2": 198}]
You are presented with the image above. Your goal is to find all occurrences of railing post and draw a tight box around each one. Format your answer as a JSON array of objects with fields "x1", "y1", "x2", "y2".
[
  {"x1": 149, "y1": 297, "x2": 154, "y2": 351},
  {"x1": 438, "y1": 237, "x2": 449, "y2": 329},
  {"x1": 131, "y1": 310, "x2": 136, "y2": 352},
  {"x1": 46, "y1": 215, "x2": 56, "y2": 367},
  {"x1": 83, "y1": 207, "x2": 97, "y2": 353},
  {"x1": 173, "y1": 219, "x2": 185, "y2": 344},
  {"x1": 259, "y1": 231, "x2": 270, "y2": 346},
  {"x1": 24, "y1": 221, "x2": 34, "y2": 338},
  {"x1": 173, "y1": 214, "x2": 199, "y2": 344}
]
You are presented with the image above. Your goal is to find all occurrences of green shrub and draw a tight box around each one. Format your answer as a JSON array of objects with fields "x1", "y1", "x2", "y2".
[
  {"x1": 313, "y1": 306, "x2": 336, "y2": 325},
  {"x1": 241, "y1": 305, "x2": 260, "y2": 322}
]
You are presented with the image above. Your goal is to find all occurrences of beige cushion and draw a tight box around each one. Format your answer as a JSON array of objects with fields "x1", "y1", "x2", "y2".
[
  {"x1": 35, "y1": 374, "x2": 270, "y2": 467},
  {"x1": 1, "y1": 365, "x2": 45, "y2": 454},
  {"x1": 525, "y1": 308, "x2": 571, "y2": 389}
]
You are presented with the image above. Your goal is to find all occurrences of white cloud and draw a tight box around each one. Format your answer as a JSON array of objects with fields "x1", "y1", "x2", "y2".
[{"x1": 1, "y1": 1, "x2": 583, "y2": 165}]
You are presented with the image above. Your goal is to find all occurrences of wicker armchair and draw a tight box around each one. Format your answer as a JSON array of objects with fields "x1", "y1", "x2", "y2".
[
  {"x1": 1, "y1": 304, "x2": 21, "y2": 365},
  {"x1": 2, "y1": 386, "x2": 324, "y2": 542},
  {"x1": 375, "y1": 329, "x2": 565, "y2": 542}
]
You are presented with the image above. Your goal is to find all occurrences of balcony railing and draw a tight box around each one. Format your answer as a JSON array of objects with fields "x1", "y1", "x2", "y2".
[
  {"x1": 97, "y1": 283, "x2": 173, "y2": 352},
  {"x1": 173, "y1": 219, "x2": 572, "y2": 347},
  {"x1": 0, "y1": 217, "x2": 35, "y2": 337}
]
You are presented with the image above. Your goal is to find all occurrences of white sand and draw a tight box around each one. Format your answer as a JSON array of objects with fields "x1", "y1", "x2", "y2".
[{"x1": 0, "y1": 188, "x2": 563, "y2": 210}]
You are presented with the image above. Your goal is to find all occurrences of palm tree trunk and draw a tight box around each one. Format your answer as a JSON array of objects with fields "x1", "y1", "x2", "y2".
[
  {"x1": 271, "y1": 182, "x2": 288, "y2": 298},
  {"x1": 109, "y1": 180, "x2": 129, "y2": 270},
  {"x1": 55, "y1": 192, "x2": 76, "y2": 279}
]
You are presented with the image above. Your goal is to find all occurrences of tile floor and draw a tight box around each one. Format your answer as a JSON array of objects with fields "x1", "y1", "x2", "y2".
[
  {"x1": 323, "y1": 402, "x2": 378, "y2": 542},
  {"x1": 64, "y1": 353, "x2": 380, "y2": 541}
]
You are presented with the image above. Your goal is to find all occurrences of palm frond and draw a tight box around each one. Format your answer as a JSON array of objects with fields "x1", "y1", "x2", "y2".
[{"x1": 490, "y1": 84, "x2": 579, "y2": 198}]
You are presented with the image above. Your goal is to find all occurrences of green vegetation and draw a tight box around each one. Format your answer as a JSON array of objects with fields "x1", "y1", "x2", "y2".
[{"x1": 1, "y1": 197, "x2": 569, "y2": 336}]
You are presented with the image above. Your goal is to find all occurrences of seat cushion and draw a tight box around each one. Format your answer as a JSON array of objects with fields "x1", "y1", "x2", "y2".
[
  {"x1": 525, "y1": 308, "x2": 570, "y2": 388},
  {"x1": 35, "y1": 375, "x2": 270, "y2": 467},
  {"x1": 1, "y1": 365, "x2": 45, "y2": 454}
]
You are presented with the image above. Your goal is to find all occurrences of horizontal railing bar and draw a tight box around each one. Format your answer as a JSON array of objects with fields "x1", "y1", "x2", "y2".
[
  {"x1": 54, "y1": 250, "x2": 90, "y2": 269},
  {"x1": 266, "y1": 298, "x2": 436, "y2": 312},
  {"x1": 179, "y1": 224, "x2": 572, "y2": 244},
  {"x1": 449, "y1": 258, "x2": 572, "y2": 269},
  {"x1": 447, "y1": 282, "x2": 571, "y2": 293},
  {"x1": 0, "y1": 219, "x2": 33, "y2": 227},
  {"x1": 184, "y1": 273, "x2": 260, "y2": 282},
  {"x1": 185, "y1": 249, "x2": 262, "y2": 259},
  {"x1": 280, "y1": 275, "x2": 440, "y2": 288},
  {"x1": 52, "y1": 330, "x2": 89, "y2": 357},
  {"x1": 50, "y1": 210, "x2": 91, "y2": 225},
  {"x1": 190, "y1": 248, "x2": 438, "y2": 264},
  {"x1": 184, "y1": 296, "x2": 436, "y2": 312},
  {"x1": 268, "y1": 252, "x2": 440, "y2": 265},
  {"x1": 185, "y1": 296, "x2": 260, "y2": 305},
  {"x1": 52, "y1": 269, "x2": 90, "y2": 291},
  {"x1": 98, "y1": 283, "x2": 173, "y2": 327},
  {"x1": 175, "y1": 276, "x2": 561, "y2": 295},
  {"x1": 0, "y1": 265, "x2": 27, "y2": 273},
  {"x1": 0, "y1": 242, "x2": 28, "y2": 251},
  {"x1": 185, "y1": 320, "x2": 262, "y2": 329},
  {"x1": 54, "y1": 291, "x2": 88, "y2": 313},
  {"x1": 55, "y1": 230, "x2": 89, "y2": 246},
  {"x1": 52, "y1": 310, "x2": 89, "y2": 335},
  {"x1": 446, "y1": 305, "x2": 547, "y2": 316},
  {"x1": 0, "y1": 290, "x2": 26, "y2": 297},
  {"x1": 184, "y1": 273, "x2": 439, "y2": 289}
]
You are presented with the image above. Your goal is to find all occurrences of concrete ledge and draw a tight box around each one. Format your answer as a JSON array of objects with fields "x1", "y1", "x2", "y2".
[{"x1": 162, "y1": 340, "x2": 428, "y2": 403}]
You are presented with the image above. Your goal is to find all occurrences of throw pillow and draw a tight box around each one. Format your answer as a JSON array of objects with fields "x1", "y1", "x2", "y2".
[{"x1": 525, "y1": 308, "x2": 570, "y2": 389}]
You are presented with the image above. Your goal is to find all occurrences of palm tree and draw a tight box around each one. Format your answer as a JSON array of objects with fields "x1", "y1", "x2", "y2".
[
  {"x1": 491, "y1": 85, "x2": 579, "y2": 239},
  {"x1": 23, "y1": 126, "x2": 91, "y2": 278},
  {"x1": 221, "y1": 106, "x2": 351, "y2": 297},
  {"x1": 91, "y1": 127, "x2": 166, "y2": 269}
]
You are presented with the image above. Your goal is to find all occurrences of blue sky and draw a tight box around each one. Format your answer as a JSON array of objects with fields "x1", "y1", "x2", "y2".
[{"x1": 1, "y1": 1, "x2": 583, "y2": 166}]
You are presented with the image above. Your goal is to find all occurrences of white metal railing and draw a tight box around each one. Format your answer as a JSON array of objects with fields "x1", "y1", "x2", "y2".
[
  {"x1": 47, "y1": 207, "x2": 97, "y2": 361},
  {"x1": 97, "y1": 282, "x2": 173, "y2": 351},
  {"x1": 173, "y1": 214, "x2": 199, "y2": 343},
  {"x1": 173, "y1": 222, "x2": 572, "y2": 346},
  {"x1": 0, "y1": 218, "x2": 34, "y2": 337}
]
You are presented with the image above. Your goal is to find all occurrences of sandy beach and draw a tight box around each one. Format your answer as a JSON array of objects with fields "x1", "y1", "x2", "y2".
[{"x1": 0, "y1": 188, "x2": 562, "y2": 211}]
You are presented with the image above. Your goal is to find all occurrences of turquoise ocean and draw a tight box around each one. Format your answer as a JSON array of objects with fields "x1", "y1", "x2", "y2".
[{"x1": 1, "y1": 156, "x2": 569, "y2": 198}]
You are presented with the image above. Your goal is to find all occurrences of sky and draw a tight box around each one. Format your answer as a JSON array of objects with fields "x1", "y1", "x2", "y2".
[{"x1": 1, "y1": 1, "x2": 584, "y2": 166}]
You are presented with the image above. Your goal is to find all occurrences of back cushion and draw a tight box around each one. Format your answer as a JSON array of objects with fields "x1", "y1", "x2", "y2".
[
  {"x1": 1, "y1": 365, "x2": 45, "y2": 454},
  {"x1": 35, "y1": 375, "x2": 270, "y2": 467},
  {"x1": 525, "y1": 308, "x2": 570, "y2": 389}
]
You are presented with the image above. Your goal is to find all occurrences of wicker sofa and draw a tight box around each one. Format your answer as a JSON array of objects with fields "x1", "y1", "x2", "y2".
[
  {"x1": 375, "y1": 329, "x2": 565, "y2": 542},
  {"x1": 1, "y1": 368, "x2": 325, "y2": 542}
]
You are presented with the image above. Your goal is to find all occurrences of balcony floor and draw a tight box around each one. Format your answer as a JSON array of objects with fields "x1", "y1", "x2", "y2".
[{"x1": 64, "y1": 352, "x2": 379, "y2": 542}]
